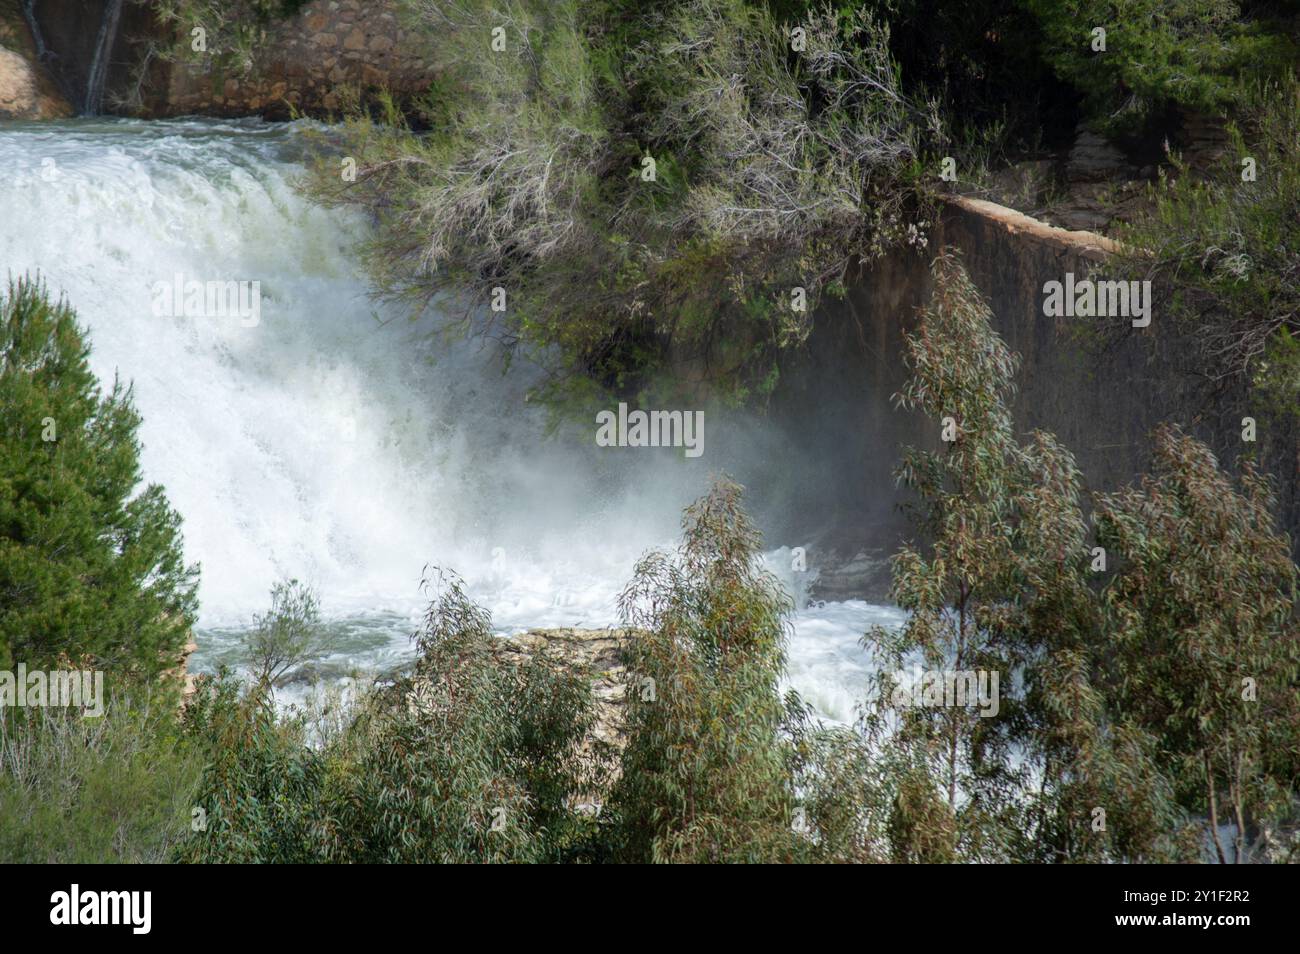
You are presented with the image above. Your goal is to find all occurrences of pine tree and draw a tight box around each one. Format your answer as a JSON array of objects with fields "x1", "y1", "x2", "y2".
[{"x1": 0, "y1": 277, "x2": 198, "y2": 677}]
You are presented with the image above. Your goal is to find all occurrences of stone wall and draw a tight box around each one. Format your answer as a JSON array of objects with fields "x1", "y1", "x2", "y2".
[
  {"x1": 158, "y1": 0, "x2": 438, "y2": 118},
  {"x1": 18, "y1": 0, "x2": 437, "y2": 119}
]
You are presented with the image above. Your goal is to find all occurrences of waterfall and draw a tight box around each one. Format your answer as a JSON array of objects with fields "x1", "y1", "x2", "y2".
[
  {"x1": 83, "y1": 0, "x2": 125, "y2": 116},
  {"x1": 0, "y1": 116, "x2": 894, "y2": 721},
  {"x1": 20, "y1": 0, "x2": 48, "y2": 60}
]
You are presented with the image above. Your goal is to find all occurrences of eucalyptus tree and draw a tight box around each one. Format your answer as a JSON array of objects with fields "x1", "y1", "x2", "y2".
[
  {"x1": 864, "y1": 252, "x2": 1185, "y2": 862},
  {"x1": 609, "y1": 477, "x2": 806, "y2": 863},
  {"x1": 1095, "y1": 427, "x2": 1300, "y2": 863}
]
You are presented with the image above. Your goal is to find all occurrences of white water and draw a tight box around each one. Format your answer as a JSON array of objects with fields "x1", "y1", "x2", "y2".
[{"x1": 0, "y1": 118, "x2": 901, "y2": 723}]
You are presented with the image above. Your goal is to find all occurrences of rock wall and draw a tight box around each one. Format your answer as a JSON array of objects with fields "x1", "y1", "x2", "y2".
[
  {"x1": 20, "y1": 0, "x2": 436, "y2": 119},
  {"x1": 779, "y1": 195, "x2": 1297, "y2": 601},
  {"x1": 157, "y1": 0, "x2": 437, "y2": 118},
  {"x1": 0, "y1": 1, "x2": 71, "y2": 118}
]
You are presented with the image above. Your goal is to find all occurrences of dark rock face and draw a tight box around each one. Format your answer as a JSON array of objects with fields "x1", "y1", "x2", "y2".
[
  {"x1": 20, "y1": 0, "x2": 154, "y2": 114},
  {"x1": 770, "y1": 197, "x2": 1298, "y2": 578}
]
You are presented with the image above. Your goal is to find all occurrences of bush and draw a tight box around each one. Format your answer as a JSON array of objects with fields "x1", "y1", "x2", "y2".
[
  {"x1": 305, "y1": 0, "x2": 937, "y2": 408},
  {"x1": 607, "y1": 477, "x2": 806, "y2": 862},
  {"x1": 0, "y1": 277, "x2": 198, "y2": 677},
  {"x1": 175, "y1": 672, "x2": 326, "y2": 863},
  {"x1": 1021, "y1": 0, "x2": 1298, "y2": 133},
  {"x1": 1108, "y1": 76, "x2": 1300, "y2": 418},
  {"x1": 1095, "y1": 424, "x2": 1300, "y2": 863},
  {"x1": 179, "y1": 571, "x2": 606, "y2": 864},
  {"x1": 244, "y1": 578, "x2": 324, "y2": 687},
  {"x1": 151, "y1": 0, "x2": 312, "y2": 73},
  {"x1": 0, "y1": 691, "x2": 202, "y2": 863},
  {"x1": 316, "y1": 572, "x2": 605, "y2": 863}
]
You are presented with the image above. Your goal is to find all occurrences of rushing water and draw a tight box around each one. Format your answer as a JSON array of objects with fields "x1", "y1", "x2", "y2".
[{"x1": 0, "y1": 117, "x2": 901, "y2": 722}]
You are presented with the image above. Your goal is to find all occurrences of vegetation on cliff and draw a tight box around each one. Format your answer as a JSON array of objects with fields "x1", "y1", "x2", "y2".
[
  {"x1": 1108, "y1": 75, "x2": 1300, "y2": 420},
  {"x1": 287, "y1": 0, "x2": 1300, "y2": 414},
  {"x1": 304, "y1": 0, "x2": 942, "y2": 408}
]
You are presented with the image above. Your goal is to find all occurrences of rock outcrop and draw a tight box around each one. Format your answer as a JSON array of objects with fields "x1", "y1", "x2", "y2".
[
  {"x1": 491, "y1": 628, "x2": 631, "y2": 755},
  {"x1": 160, "y1": 635, "x2": 200, "y2": 704},
  {"x1": 0, "y1": 9, "x2": 72, "y2": 119}
]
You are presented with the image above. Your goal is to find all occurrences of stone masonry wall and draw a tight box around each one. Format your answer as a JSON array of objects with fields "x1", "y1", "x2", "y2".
[{"x1": 158, "y1": 0, "x2": 437, "y2": 118}]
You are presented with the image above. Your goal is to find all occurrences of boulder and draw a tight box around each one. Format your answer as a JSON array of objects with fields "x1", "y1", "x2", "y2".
[
  {"x1": 491, "y1": 628, "x2": 631, "y2": 755},
  {"x1": 0, "y1": 45, "x2": 71, "y2": 119}
]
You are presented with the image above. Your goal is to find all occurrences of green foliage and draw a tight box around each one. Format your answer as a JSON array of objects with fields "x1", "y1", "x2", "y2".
[
  {"x1": 320, "y1": 572, "x2": 605, "y2": 863},
  {"x1": 244, "y1": 578, "x2": 323, "y2": 687},
  {"x1": 175, "y1": 672, "x2": 326, "y2": 863},
  {"x1": 608, "y1": 477, "x2": 805, "y2": 862},
  {"x1": 151, "y1": 0, "x2": 310, "y2": 73},
  {"x1": 0, "y1": 277, "x2": 198, "y2": 677},
  {"x1": 785, "y1": 699, "x2": 893, "y2": 862},
  {"x1": 1020, "y1": 0, "x2": 1298, "y2": 133},
  {"x1": 304, "y1": 0, "x2": 937, "y2": 410},
  {"x1": 864, "y1": 251, "x2": 1120, "y2": 861},
  {"x1": 1110, "y1": 77, "x2": 1300, "y2": 417},
  {"x1": 1095, "y1": 425, "x2": 1300, "y2": 863},
  {"x1": 179, "y1": 573, "x2": 604, "y2": 863},
  {"x1": 872, "y1": 249, "x2": 1299, "y2": 863},
  {"x1": 0, "y1": 691, "x2": 202, "y2": 863}
]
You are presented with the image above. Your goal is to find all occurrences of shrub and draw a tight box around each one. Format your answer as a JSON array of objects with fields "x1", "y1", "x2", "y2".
[
  {"x1": 150, "y1": 0, "x2": 312, "y2": 74},
  {"x1": 1095, "y1": 424, "x2": 1300, "y2": 863},
  {"x1": 1021, "y1": 0, "x2": 1298, "y2": 133},
  {"x1": 175, "y1": 672, "x2": 326, "y2": 863},
  {"x1": 0, "y1": 690, "x2": 202, "y2": 863},
  {"x1": 244, "y1": 578, "x2": 324, "y2": 688},
  {"x1": 1109, "y1": 76, "x2": 1300, "y2": 419},
  {"x1": 608, "y1": 477, "x2": 805, "y2": 862},
  {"x1": 319, "y1": 571, "x2": 604, "y2": 863},
  {"x1": 304, "y1": 0, "x2": 936, "y2": 408}
]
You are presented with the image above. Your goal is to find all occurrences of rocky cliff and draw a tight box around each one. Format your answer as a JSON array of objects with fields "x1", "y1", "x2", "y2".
[
  {"x1": 0, "y1": 1, "x2": 71, "y2": 118},
  {"x1": 779, "y1": 194, "x2": 1296, "y2": 601}
]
